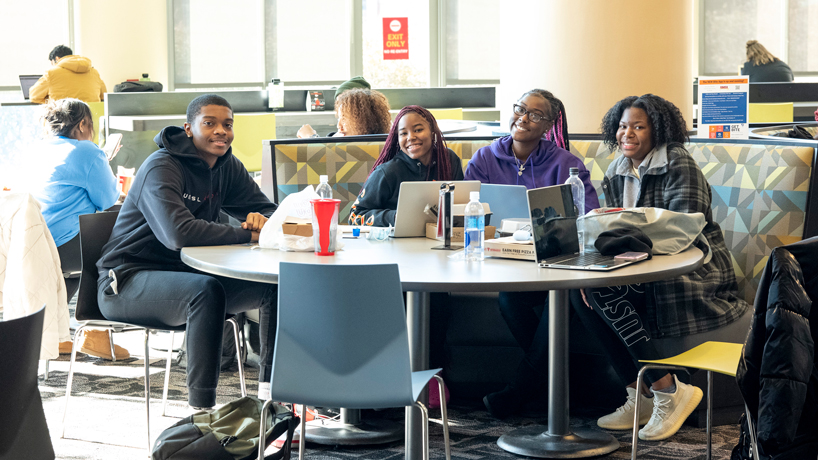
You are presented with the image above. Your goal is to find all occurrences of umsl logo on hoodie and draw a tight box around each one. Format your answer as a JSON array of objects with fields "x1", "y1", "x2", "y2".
[{"x1": 183, "y1": 192, "x2": 219, "y2": 203}]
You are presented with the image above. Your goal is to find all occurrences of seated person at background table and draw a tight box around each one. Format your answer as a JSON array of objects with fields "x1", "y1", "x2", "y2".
[
  {"x1": 468, "y1": 89, "x2": 600, "y2": 419},
  {"x1": 29, "y1": 45, "x2": 107, "y2": 104},
  {"x1": 740, "y1": 40, "x2": 793, "y2": 83},
  {"x1": 297, "y1": 75, "x2": 375, "y2": 138},
  {"x1": 29, "y1": 98, "x2": 126, "y2": 360},
  {"x1": 96, "y1": 94, "x2": 279, "y2": 410},
  {"x1": 348, "y1": 105, "x2": 463, "y2": 227},
  {"x1": 571, "y1": 94, "x2": 749, "y2": 442},
  {"x1": 298, "y1": 88, "x2": 392, "y2": 139}
]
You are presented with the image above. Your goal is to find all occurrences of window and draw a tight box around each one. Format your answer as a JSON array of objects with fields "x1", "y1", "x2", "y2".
[
  {"x1": 0, "y1": 0, "x2": 71, "y2": 88},
  {"x1": 362, "y1": 0, "x2": 430, "y2": 88},
  {"x1": 445, "y1": 0, "x2": 499, "y2": 84},
  {"x1": 700, "y1": 0, "x2": 817, "y2": 76}
]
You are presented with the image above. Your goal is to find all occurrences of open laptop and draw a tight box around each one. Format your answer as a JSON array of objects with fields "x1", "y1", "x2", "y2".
[
  {"x1": 393, "y1": 180, "x2": 481, "y2": 237},
  {"x1": 480, "y1": 184, "x2": 529, "y2": 238},
  {"x1": 19, "y1": 75, "x2": 42, "y2": 100},
  {"x1": 528, "y1": 185, "x2": 643, "y2": 271}
]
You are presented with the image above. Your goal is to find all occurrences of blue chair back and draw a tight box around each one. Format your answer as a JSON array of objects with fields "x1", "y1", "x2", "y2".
[{"x1": 271, "y1": 262, "x2": 414, "y2": 409}]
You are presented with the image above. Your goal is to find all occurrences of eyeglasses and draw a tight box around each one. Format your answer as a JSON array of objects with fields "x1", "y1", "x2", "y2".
[{"x1": 513, "y1": 104, "x2": 548, "y2": 124}]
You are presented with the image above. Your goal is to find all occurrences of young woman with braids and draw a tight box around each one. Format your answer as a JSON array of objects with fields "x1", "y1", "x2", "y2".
[
  {"x1": 348, "y1": 105, "x2": 463, "y2": 227},
  {"x1": 470, "y1": 89, "x2": 599, "y2": 419},
  {"x1": 569, "y1": 94, "x2": 749, "y2": 441}
]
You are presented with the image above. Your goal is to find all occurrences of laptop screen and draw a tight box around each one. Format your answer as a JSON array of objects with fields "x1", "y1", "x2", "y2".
[
  {"x1": 19, "y1": 75, "x2": 42, "y2": 100},
  {"x1": 526, "y1": 184, "x2": 578, "y2": 261}
]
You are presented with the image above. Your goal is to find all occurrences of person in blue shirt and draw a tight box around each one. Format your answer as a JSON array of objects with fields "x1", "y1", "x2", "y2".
[{"x1": 30, "y1": 98, "x2": 126, "y2": 360}]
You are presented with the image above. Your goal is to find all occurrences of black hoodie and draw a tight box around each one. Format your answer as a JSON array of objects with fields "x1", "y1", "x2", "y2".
[{"x1": 97, "y1": 126, "x2": 277, "y2": 277}]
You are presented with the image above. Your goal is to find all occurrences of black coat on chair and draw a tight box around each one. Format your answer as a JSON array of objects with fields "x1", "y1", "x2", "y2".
[{"x1": 0, "y1": 306, "x2": 55, "y2": 460}]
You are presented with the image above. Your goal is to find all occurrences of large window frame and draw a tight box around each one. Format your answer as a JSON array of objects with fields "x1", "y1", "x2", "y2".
[
  {"x1": 166, "y1": 0, "x2": 500, "y2": 91},
  {"x1": 697, "y1": 0, "x2": 818, "y2": 77}
]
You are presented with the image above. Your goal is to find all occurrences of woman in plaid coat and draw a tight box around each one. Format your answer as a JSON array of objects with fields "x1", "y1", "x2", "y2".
[{"x1": 572, "y1": 94, "x2": 750, "y2": 442}]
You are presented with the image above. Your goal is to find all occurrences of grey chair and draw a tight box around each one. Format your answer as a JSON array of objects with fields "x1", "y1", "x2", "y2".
[
  {"x1": 61, "y1": 211, "x2": 247, "y2": 452},
  {"x1": 0, "y1": 306, "x2": 55, "y2": 460},
  {"x1": 259, "y1": 262, "x2": 450, "y2": 460}
]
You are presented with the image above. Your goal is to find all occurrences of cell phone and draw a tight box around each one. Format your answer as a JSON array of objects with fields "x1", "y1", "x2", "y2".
[
  {"x1": 102, "y1": 133, "x2": 123, "y2": 161},
  {"x1": 614, "y1": 251, "x2": 649, "y2": 261}
]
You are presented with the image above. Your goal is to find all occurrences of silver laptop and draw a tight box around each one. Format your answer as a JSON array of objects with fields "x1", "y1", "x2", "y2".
[
  {"x1": 480, "y1": 184, "x2": 529, "y2": 238},
  {"x1": 528, "y1": 185, "x2": 643, "y2": 271},
  {"x1": 19, "y1": 75, "x2": 41, "y2": 100},
  {"x1": 393, "y1": 181, "x2": 481, "y2": 237}
]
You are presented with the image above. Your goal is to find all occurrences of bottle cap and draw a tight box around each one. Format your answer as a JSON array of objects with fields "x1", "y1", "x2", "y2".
[
  {"x1": 319, "y1": 175, "x2": 328, "y2": 183},
  {"x1": 470, "y1": 191, "x2": 480, "y2": 201},
  {"x1": 569, "y1": 167, "x2": 579, "y2": 174},
  {"x1": 142, "y1": 73, "x2": 149, "y2": 78}
]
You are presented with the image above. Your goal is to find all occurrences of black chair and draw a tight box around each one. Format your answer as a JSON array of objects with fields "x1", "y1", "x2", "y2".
[
  {"x1": 61, "y1": 211, "x2": 247, "y2": 452},
  {"x1": 0, "y1": 306, "x2": 55, "y2": 460}
]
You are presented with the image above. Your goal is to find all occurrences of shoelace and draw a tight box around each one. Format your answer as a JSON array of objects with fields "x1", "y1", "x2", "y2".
[
  {"x1": 650, "y1": 396, "x2": 672, "y2": 421},
  {"x1": 616, "y1": 394, "x2": 638, "y2": 413}
]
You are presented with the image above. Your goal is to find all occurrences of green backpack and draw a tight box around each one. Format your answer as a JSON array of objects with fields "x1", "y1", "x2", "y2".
[{"x1": 152, "y1": 396, "x2": 298, "y2": 460}]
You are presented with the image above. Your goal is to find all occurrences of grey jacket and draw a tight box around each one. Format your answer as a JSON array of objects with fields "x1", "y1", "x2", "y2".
[{"x1": 601, "y1": 143, "x2": 749, "y2": 337}]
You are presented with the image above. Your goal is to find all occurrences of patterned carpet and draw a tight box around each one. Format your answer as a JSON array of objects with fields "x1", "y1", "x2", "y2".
[{"x1": 40, "y1": 332, "x2": 741, "y2": 460}]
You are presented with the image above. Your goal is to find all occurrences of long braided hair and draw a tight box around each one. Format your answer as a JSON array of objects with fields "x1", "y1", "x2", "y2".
[
  {"x1": 369, "y1": 105, "x2": 454, "y2": 180},
  {"x1": 520, "y1": 89, "x2": 570, "y2": 150}
]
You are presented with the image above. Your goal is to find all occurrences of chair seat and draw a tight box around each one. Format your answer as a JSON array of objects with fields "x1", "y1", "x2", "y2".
[{"x1": 638, "y1": 341, "x2": 743, "y2": 377}]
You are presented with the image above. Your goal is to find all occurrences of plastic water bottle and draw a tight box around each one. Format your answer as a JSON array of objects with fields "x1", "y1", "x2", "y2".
[
  {"x1": 565, "y1": 167, "x2": 585, "y2": 253},
  {"x1": 464, "y1": 191, "x2": 485, "y2": 261},
  {"x1": 267, "y1": 78, "x2": 284, "y2": 110},
  {"x1": 316, "y1": 175, "x2": 333, "y2": 199}
]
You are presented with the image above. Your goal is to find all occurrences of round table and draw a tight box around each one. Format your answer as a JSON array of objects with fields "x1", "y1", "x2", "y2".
[{"x1": 182, "y1": 237, "x2": 704, "y2": 459}]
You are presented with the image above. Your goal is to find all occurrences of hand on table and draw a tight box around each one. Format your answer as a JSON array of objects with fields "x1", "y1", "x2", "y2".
[
  {"x1": 297, "y1": 124, "x2": 318, "y2": 138},
  {"x1": 242, "y1": 212, "x2": 268, "y2": 233}
]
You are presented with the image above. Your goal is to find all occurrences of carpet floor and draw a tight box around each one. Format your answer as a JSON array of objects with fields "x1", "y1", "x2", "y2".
[{"x1": 40, "y1": 329, "x2": 741, "y2": 460}]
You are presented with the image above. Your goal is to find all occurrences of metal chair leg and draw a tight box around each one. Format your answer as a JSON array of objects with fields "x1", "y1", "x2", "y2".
[
  {"x1": 162, "y1": 331, "x2": 175, "y2": 416},
  {"x1": 433, "y1": 374, "x2": 451, "y2": 460},
  {"x1": 299, "y1": 404, "x2": 307, "y2": 460},
  {"x1": 227, "y1": 317, "x2": 247, "y2": 397},
  {"x1": 62, "y1": 325, "x2": 89, "y2": 438},
  {"x1": 415, "y1": 401, "x2": 430, "y2": 460},
  {"x1": 745, "y1": 405, "x2": 760, "y2": 460},
  {"x1": 108, "y1": 329, "x2": 117, "y2": 362},
  {"x1": 631, "y1": 364, "x2": 688, "y2": 460},
  {"x1": 706, "y1": 371, "x2": 713, "y2": 460},
  {"x1": 144, "y1": 329, "x2": 152, "y2": 453},
  {"x1": 43, "y1": 360, "x2": 50, "y2": 380},
  {"x1": 258, "y1": 399, "x2": 274, "y2": 460}
]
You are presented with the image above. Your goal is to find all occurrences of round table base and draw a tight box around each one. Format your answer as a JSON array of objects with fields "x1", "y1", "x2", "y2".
[
  {"x1": 303, "y1": 418, "x2": 404, "y2": 446},
  {"x1": 497, "y1": 426, "x2": 620, "y2": 458}
]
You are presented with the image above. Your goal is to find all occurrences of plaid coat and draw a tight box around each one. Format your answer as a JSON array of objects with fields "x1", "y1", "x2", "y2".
[{"x1": 601, "y1": 144, "x2": 749, "y2": 337}]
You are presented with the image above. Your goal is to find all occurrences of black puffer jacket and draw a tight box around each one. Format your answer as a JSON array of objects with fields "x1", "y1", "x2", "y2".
[{"x1": 736, "y1": 237, "x2": 818, "y2": 457}]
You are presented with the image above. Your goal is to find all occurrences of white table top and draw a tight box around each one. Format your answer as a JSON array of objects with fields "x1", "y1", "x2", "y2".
[{"x1": 181, "y1": 238, "x2": 704, "y2": 292}]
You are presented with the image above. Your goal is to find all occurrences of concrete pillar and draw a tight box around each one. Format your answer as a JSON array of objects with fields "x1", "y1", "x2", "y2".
[{"x1": 499, "y1": 0, "x2": 693, "y2": 133}]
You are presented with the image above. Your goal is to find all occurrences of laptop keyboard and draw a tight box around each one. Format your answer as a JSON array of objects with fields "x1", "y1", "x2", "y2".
[{"x1": 569, "y1": 252, "x2": 611, "y2": 265}]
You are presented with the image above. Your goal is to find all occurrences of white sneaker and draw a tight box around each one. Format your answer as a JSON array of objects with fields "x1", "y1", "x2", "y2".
[
  {"x1": 638, "y1": 375, "x2": 703, "y2": 441},
  {"x1": 597, "y1": 387, "x2": 655, "y2": 430}
]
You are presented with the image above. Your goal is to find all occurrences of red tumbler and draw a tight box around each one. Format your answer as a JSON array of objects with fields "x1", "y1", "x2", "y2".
[{"x1": 310, "y1": 199, "x2": 340, "y2": 255}]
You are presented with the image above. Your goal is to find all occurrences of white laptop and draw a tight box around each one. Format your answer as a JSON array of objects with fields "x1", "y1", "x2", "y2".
[{"x1": 392, "y1": 181, "x2": 481, "y2": 237}]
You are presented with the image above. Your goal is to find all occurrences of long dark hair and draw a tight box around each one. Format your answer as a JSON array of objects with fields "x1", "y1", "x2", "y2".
[
  {"x1": 600, "y1": 94, "x2": 688, "y2": 152},
  {"x1": 369, "y1": 105, "x2": 454, "y2": 180},
  {"x1": 520, "y1": 89, "x2": 570, "y2": 150},
  {"x1": 41, "y1": 98, "x2": 93, "y2": 138}
]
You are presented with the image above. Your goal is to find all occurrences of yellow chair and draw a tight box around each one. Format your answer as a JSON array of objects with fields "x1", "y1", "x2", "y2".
[
  {"x1": 631, "y1": 341, "x2": 759, "y2": 460},
  {"x1": 749, "y1": 103, "x2": 793, "y2": 124},
  {"x1": 232, "y1": 113, "x2": 276, "y2": 172},
  {"x1": 87, "y1": 101, "x2": 105, "y2": 145},
  {"x1": 429, "y1": 108, "x2": 463, "y2": 121}
]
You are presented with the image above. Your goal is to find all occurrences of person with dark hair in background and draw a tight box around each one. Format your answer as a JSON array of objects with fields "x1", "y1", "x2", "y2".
[
  {"x1": 29, "y1": 98, "x2": 125, "y2": 360},
  {"x1": 29, "y1": 45, "x2": 107, "y2": 104},
  {"x1": 741, "y1": 40, "x2": 793, "y2": 83},
  {"x1": 297, "y1": 76, "x2": 374, "y2": 138},
  {"x1": 96, "y1": 94, "x2": 279, "y2": 410},
  {"x1": 348, "y1": 105, "x2": 463, "y2": 227},
  {"x1": 571, "y1": 94, "x2": 749, "y2": 442},
  {"x1": 467, "y1": 89, "x2": 600, "y2": 419}
]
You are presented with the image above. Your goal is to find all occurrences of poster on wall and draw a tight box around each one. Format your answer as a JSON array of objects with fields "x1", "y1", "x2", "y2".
[
  {"x1": 383, "y1": 17, "x2": 409, "y2": 60},
  {"x1": 697, "y1": 76, "x2": 750, "y2": 139}
]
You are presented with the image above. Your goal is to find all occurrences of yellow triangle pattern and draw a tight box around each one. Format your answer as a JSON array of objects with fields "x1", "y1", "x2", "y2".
[{"x1": 763, "y1": 166, "x2": 786, "y2": 189}]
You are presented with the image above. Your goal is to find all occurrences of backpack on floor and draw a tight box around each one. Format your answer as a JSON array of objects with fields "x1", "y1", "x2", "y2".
[
  {"x1": 731, "y1": 413, "x2": 756, "y2": 460},
  {"x1": 152, "y1": 396, "x2": 298, "y2": 460}
]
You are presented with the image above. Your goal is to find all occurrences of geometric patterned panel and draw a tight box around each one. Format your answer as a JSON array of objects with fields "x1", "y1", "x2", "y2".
[
  {"x1": 274, "y1": 139, "x2": 493, "y2": 225},
  {"x1": 571, "y1": 140, "x2": 815, "y2": 306}
]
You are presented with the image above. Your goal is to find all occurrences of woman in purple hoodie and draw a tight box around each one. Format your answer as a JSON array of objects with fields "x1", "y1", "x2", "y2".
[{"x1": 468, "y1": 89, "x2": 599, "y2": 419}]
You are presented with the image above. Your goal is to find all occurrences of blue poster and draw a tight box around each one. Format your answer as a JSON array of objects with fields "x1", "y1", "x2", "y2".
[{"x1": 700, "y1": 92, "x2": 748, "y2": 124}]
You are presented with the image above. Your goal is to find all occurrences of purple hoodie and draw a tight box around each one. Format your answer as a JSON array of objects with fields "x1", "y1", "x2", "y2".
[{"x1": 465, "y1": 136, "x2": 600, "y2": 212}]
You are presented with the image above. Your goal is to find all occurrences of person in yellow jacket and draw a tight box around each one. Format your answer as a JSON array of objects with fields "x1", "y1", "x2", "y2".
[{"x1": 29, "y1": 45, "x2": 106, "y2": 104}]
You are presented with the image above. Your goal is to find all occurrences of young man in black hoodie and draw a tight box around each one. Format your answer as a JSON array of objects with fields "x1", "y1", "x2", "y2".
[{"x1": 96, "y1": 94, "x2": 277, "y2": 409}]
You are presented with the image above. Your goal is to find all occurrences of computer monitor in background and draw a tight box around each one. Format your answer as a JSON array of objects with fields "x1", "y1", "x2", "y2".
[{"x1": 19, "y1": 75, "x2": 42, "y2": 100}]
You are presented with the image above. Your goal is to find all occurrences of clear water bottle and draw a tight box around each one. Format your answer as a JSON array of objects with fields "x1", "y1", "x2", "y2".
[
  {"x1": 464, "y1": 191, "x2": 485, "y2": 261},
  {"x1": 565, "y1": 167, "x2": 585, "y2": 253},
  {"x1": 267, "y1": 78, "x2": 284, "y2": 110},
  {"x1": 316, "y1": 175, "x2": 333, "y2": 199}
]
